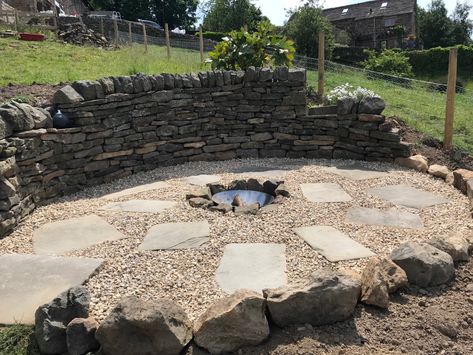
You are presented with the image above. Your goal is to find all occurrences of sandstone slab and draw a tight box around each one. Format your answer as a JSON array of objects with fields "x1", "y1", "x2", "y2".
[
  {"x1": 368, "y1": 185, "x2": 449, "y2": 209},
  {"x1": 100, "y1": 200, "x2": 176, "y2": 213},
  {"x1": 216, "y1": 243, "x2": 286, "y2": 293},
  {"x1": 33, "y1": 215, "x2": 126, "y2": 255},
  {"x1": 183, "y1": 174, "x2": 220, "y2": 186},
  {"x1": 101, "y1": 181, "x2": 169, "y2": 200},
  {"x1": 346, "y1": 207, "x2": 423, "y2": 229},
  {"x1": 325, "y1": 164, "x2": 388, "y2": 180},
  {"x1": 300, "y1": 183, "x2": 352, "y2": 203},
  {"x1": 139, "y1": 221, "x2": 210, "y2": 250},
  {"x1": 293, "y1": 225, "x2": 375, "y2": 262},
  {"x1": 194, "y1": 290, "x2": 269, "y2": 354},
  {"x1": 395, "y1": 155, "x2": 428, "y2": 173},
  {"x1": 0, "y1": 254, "x2": 102, "y2": 324}
]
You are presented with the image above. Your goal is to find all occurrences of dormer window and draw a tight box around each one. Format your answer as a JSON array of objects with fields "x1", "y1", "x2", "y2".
[
  {"x1": 342, "y1": 8, "x2": 348, "y2": 15},
  {"x1": 381, "y1": 2, "x2": 388, "y2": 9}
]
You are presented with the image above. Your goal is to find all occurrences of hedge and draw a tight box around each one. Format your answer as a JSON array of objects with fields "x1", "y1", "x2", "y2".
[{"x1": 202, "y1": 31, "x2": 226, "y2": 42}]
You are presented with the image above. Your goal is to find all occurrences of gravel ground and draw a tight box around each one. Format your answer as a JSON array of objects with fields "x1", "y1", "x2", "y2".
[{"x1": 2, "y1": 158, "x2": 473, "y2": 353}]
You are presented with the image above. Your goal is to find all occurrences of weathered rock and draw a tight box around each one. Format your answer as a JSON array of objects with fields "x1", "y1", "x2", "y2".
[
  {"x1": 453, "y1": 169, "x2": 473, "y2": 194},
  {"x1": 246, "y1": 178, "x2": 264, "y2": 192},
  {"x1": 66, "y1": 317, "x2": 99, "y2": 355},
  {"x1": 228, "y1": 179, "x2": 247, "y2": 190},
  {"x1": 390, "y1": 242, "x2": 454, "y2": 287},
  {"x1": 337, "y1": 97, "x2": 356, "y2": 115},
  {"x1": 428, "y1": 164, "x2": 450, "y2": 180},
  {"x1": 188, "y1": 197, "x2": 214, "y2": 208},
  {"x1": 0, "y1": 103, "x2": 35, "y2": 132},
  {"x1": 275, "y1": 183, "x2": 290, "y2": 197},
  {"x1": 95, "y1": 297, "x2": 192, "y2": 355},
  {"x1": 0, "y1": 117, "x2": 13, "y2": 139},
  {"x1": 427, "y1": 235, "x2": 470, "y2": 262},
  {"x1": 72, "y1": 80, "x2": 101, "y2": 101},
  {"x1": 467, "y1": 179, "x2": 473, "y2": 205},
  {"x1": 264, "y1": 270, "x2": 360, "y2": 327},
  {"x1": 358, "y1": 97, "x2": 386, "y2": 114},
  {"x1": 194, "y1": 290, "x2": 269, "y2": 354},
  {"x1": 186, "y1": 186, "x2": 212, "y2": 200},
  {"x1": 0, "y1": 176, "x2": 16, "y2": 199},
  {"x1": 395, "y1": 155, "x2": 428, "y2": 173},
  {"x1": 35, "y1": 286, "x2": 90, "y2": 355},
  {"x1": 234, "y1": 203, "x2": 260, "y2": 215},
  {"x1": 360, "y1": 257, "x2": 408, "y2": 309},
  {"x1": 209, "y1": 203, "x2": 233, "y2": 213},
  {"x1": 263, "y1": 180, "x2": 279, "y2": 196},
  {"x1": 207, "y1": 183, "x2": 226, "y2": 195},
  {"x1": 53, "y1": 85, "x2": 84, "y2": 104}
]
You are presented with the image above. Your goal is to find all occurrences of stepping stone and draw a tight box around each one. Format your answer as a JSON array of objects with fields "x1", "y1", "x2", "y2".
[
  {"x1": 325, "y1": 163, "x2": 388, "y2": 180},
  {"x1": 102, "y1": 181, "x2": 169, "y2": 200},
  {"x1": 33, "y1": 215, "x2": 126, "y2": 255},
  {"x1": 216, "y1": 243, "x2": 286, "y2": 294},
  {"x1": 368, "y1": 184, "x2": 450, "y2": 209},
  {"x1": 139, "y1": 221, "x2": 210, "y2": 250},
  {"x1": 301, "y1": 183, "x2": 352, "y2": 203},
  {"x1": 100, "y1": 200, "x2": 177, "y2": 213},
  {"x1": 293, "y1": 226, "x2": 375, "y2": 262},
  {"x1": 183, "y1": 175, "x2": 220, "y2": 186},
  {"x1": 346, "y1": 207, "x2": 423, "y2": 229},
  {"x1": 0, "y1": 254, "x2": 103, "y2": 324}
]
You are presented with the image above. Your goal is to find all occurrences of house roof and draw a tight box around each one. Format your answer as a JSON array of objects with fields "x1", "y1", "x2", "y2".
[
  {"x1": 323, "y1": 0, "x2": 416, "y2": 22},
  {"x1": 0, "y1": 0, "x2": 15, "y2": 11}
]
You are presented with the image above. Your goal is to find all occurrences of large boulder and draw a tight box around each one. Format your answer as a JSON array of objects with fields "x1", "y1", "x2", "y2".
[
  {"x1": 264, "y1": 270, "x2": 360, "y2": 327},
  {"x1": 14, "y1": 103, "x2": 53, "y2": 129},
  {"x1": 95, "y1": 296, "x2": 192, "y2": 355},
  {"x1": 53, "y1": 85, "x2": 84, "y2": 104},
  {"x1": 337, "y1": 97, "x2": 356, "y2": 115},
  {"x1": 66, "y1": 317, "x2": 100, "y2": 355},
  {"x1": 390, "y1": 242, "x2": 454, "y2": 287},
  {"x1": 35, "y1": 286, "x2": 90, "y2": 355},
  {"x1": 453, "y1": 169, "x2": 473, "y2": 194},
  {"x1": 358, "y1": 97, "x2": 386, "y2": 115},
  {"x1": 0, "y1": 103, "x2": 35, "y2": 132},
  {"x1": 427, "y1": 235, "x2": 470, "y2": 262},
  {"x1": 360, "y1": 257, "x2": 408, "y2": 309},
  {"x1": 194, "y1": 290, "x2": 269, "y2": 354},
  {"x1": 395, "y1": 155, "x2": 428, "y2": 173},
  {"x1": 428, "y1": 164, "x2": 451, "y2": 180}
]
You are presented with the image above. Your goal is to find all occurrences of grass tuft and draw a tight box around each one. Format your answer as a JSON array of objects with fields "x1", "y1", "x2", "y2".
[{"x1": 0, "y1": 324, "x2": 34, "y2": 355}]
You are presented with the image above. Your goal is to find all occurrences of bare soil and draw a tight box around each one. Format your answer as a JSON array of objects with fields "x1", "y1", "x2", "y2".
[{"x1": 0, "y1": 83, "x2": 60, "y2": 107}]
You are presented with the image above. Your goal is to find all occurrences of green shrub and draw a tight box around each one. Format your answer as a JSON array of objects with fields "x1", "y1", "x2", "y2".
[
  {"x1": 202, "y1": 31, "x2": 227, "y2": 42},
  {"x1": 362, "y1": 49, "x2": 414, "y2": 77},
  {"x1": 207, "y1": 21, "x2": 295, "y2": 70}
]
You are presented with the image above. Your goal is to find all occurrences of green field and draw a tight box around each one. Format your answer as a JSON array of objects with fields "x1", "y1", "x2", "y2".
[{"x1": 0, "y1": 36, "x2": 472, "y2": 153}]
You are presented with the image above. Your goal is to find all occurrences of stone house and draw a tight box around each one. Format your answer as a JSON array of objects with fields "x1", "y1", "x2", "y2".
[
  {"x1": 4, "y1": 0, "x2": 92, "y2": 15},
  {"x1": 323, "y1": 0, "x2": 417, "y2": 49}
]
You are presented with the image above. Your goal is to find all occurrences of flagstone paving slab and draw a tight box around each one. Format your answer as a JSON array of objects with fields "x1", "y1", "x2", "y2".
[
  {"x1": 293, "y1": 225, "x2": 375, "y2": 262},
  {"x1": 33, "y1": 215, "x2": 126, "y2": 255},
  {"x1": 139, "y1": 221, "x2": 210, "y2": 250},
  {"x1": 183, "y1": 174, "x2": 221, "y2": 186},
  {"x1": 101, "y1": 181, "x2": 169, "y2": 200},
  {"x1": 216, "y1": 243, "x2": 286, "y2": 293},
  {"x1": 325, "y1": 163, "x2": 389, "y2": 180},
  {"x1": 99, "y1": 200, "x2": 177, "y2": 213},
  {"x1": 368, "y1": 184, "x2": 450, "y2": 209},
  {"x1": 300, "y1": 183, "x2": 352, "y2": 203},
  {"x1": 346, "y1": 207, "x2": 424, "y2": 229},
  {"x1": 0, "y1": 254, "x2": 103, "y2": 325}
]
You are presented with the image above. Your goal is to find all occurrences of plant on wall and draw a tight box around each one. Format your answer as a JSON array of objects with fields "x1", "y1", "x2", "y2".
[{"x1": 207, "y1": 20, "x2": 295, "y2": 70}]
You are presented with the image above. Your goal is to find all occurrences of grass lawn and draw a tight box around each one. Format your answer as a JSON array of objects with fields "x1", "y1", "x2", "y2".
[
  {"x1": 0, "y1": 325, "x2": 34, "y2": 355},
  {"x1": 307, "y1": 68, "x2": 473, "y2": 153},
  {"x1": 0, "y1": 37, "x2": 204, "y2": 86}
]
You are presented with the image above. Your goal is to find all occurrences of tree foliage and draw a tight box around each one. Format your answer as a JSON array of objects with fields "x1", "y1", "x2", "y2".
[
  {"x1": 284, "y1": 0, "x2": 333, "y2": 58},
  {"x1": 202, "y1": 0, "x2": 263, "y2": 32},
  {"x1": 418, "y1": 0, "x2": 472, "y2": 49},
  {"x1": 207, "y1": 21, "x2": 295, "y2": 70},
  {"x1": 89, "y1": 0, "x2": 198, "y2": 29},
  {"x1": 362, "y1": 50, "x2": 414, "y2": 77}
]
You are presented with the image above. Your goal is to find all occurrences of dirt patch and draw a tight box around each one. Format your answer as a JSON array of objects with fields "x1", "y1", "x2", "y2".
[{"x1": 0, "y1": 83, "x2": 61, "y2": 108}]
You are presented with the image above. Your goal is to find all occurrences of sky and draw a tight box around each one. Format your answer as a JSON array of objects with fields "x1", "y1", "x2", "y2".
[{"x1": 252, "y1": 0, "x2": 471, "y2": 26}]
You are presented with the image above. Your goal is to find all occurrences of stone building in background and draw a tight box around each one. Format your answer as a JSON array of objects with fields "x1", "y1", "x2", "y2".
[
  {"x1": 323, "y1": 0, "x2": 417, "y2": 49},
  {"x1": 4, "y1": 0, "x2": 92, "y2": 15}
]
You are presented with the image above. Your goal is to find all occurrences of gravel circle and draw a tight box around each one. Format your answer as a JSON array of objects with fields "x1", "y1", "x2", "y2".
[{"x1": 1, "y1": 158, "x2": 472, "y2": 324}]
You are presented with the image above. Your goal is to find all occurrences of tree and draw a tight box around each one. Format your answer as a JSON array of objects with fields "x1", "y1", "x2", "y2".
[
  {"x1": 451, "y1": 1, "x2": 473, "y2": 45},
  {"x1": 284, "y1": 0, "x2": 333, "y2": 58},
  {"x1": 202, "y1": 0, "x2": 263, "y2": 32},
  {"x1": 89, "y1": 0, "x2": 198, "y2": 29}
]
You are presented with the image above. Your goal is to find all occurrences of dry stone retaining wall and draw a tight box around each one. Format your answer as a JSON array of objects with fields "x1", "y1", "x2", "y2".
[{"x1": 0, "y1": 67, "x2": 410, "y2": 237}]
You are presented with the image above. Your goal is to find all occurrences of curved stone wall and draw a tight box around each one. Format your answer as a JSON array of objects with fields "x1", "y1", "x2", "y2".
[{"x1": 0, "y1": 67, "x2": 410, "y2": 237}]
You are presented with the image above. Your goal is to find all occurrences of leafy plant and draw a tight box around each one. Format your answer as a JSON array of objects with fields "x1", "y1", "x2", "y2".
[
  {"x1": 207, "y1": 20, "x2": 295, "y2": 70},
  {"x1": 326, "y1": 83, "x2": 380, "y2": 105},
  {"x1": 362, "y1": 49, "x2": 414, "y2": 78}
]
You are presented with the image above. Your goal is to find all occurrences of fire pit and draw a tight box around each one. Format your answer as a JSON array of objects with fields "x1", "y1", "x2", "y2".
[{"x1": 186, "y1": 178, "x2": 289, "y2": 214}]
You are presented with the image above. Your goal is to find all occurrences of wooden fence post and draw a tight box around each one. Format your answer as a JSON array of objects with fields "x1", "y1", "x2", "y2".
[
  {"x1": 142, "y1": 23, "x2": 148, "y2": 53},
  {"x1": 318, "y1": 32, "x2": 325, "y2": 98},
  {"x1": 128, "y1": 21, "x2": 132, "y2": 46},
  {"x1": 165, "y1": 23, "x2": 171, "y2": 60},
  {"x1": 100, "y1": 17, "x2": 104, "y2": 35},
  {"x1": 444, "y1": 47, "x2": 458, "y2": 150},
  {"x1": 199, "y1": 25, "x2": 204, "y2": 65},
  {"x1": 113, "y1": 18, "x2": 119, "y2": 45}
]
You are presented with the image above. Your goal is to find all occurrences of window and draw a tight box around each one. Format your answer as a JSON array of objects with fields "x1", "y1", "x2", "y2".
[
  {"x1": 384, "y1": 18, "x2": 396, "y2": 27},
  {"x1": 381, "y1": 2, "x2": 388, "y2": 8},
  {"x1": 342, "y1": 8, "x2": 348, "y2": 15}
]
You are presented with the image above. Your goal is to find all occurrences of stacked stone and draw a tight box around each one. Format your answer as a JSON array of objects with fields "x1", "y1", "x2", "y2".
[{"x1": 0, "y1": 67, "x2": 409, "y2": 238}]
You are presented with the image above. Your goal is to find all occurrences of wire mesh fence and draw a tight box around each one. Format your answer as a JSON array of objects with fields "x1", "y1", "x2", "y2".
[{"x1": 294, "y1": 53, "x2": 473, "y2": 151}]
